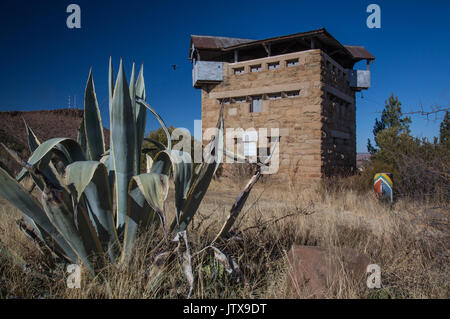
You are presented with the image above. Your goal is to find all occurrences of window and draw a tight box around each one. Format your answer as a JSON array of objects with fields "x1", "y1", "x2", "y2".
[
  {"x1": 257, "y1": 147, "x2": 271, "y2": 164},
  {"x1": 286, "y1": 59, "x2": 299, "y2": 67},
  {"x1": 233, "y1": 96, "x2": 246, "y2": 103},
  {"x1": 219, "y1": 98, "x2": 230, "y2": 105},
  {"x1": 268, "y1": 136, "x2": 281, "y2": 144},
  {"x1": 250, "y1": 64, "x2": 262, "y2": 72},
  {"x1": 234, "y1": 67, "x2": 244, "y2": 75},
  {"x1": 243, "y1": 131, "x2": 258, "y2": 157},
  {"x1": 268, "y1": 93, "x2": 282, "y2": 100},
  {"x1": 285, "y1": 90, "x2": 300, "y2": 98},
  {"x1": 250, "y1": 96, "x2": 262, "y2": 113},
  {"x1": 268, "y1": 62, "x2": 280, "y2": 70}
]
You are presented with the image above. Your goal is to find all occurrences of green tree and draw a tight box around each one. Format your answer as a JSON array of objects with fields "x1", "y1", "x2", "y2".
[
  {"x1": 439, "y1": 110, "x2": 449, "y2": 145},
  {"x1": 367, "y1": 93, "x2": 412, "y2": 154}
]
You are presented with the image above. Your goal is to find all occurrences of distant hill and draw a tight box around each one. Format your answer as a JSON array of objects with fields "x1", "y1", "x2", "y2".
[{"x1": 0, "y1": 109, "x2": 109, "y2": 174}]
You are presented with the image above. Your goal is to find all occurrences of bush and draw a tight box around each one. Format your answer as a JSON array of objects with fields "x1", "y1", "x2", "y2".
[{"x1": 363, "y1": 128, "x2": 449, "y2": 202}]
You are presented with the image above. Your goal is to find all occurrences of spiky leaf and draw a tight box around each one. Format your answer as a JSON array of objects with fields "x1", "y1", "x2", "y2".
[
  {"x1": 111, "y1": 59, "x2": 136, "y2": 230},
  {"x1": 16, "y1": 138, "x2": 86, "y2": 183},
  {"x1": 135, "y1": 64, "x2": 147, "y2": 174},
  {"x1": 154, "y1": 150, "x2": 192, "y2": 224},
  {"x1": 41, "y1": 182, "x2": 103, "y2": 273},
  {"x1": 84, "y1": 68, "x2": 106, "y2": 160},
  {"x1": 23, "y1": 118, "x2": 40, "y2": 152},
  {"x1": 122, "y1": 173, "x2": 168, "y2": 259},
  {"x1": 65, "y1": 161, "x2": 119, "y2": 261},
  {"x1": 174, "y1": 104, "x2": 224, "y2": 232},
  {"x1": 0, "y1": 167, "x2": 78, "y2": 263},
  {"x1": 136, "y1": 99, "x2": 171, "y2": 150}
]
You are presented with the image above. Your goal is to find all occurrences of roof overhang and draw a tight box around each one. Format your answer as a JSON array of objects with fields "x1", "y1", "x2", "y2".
[{"x1": 189, "y1": 28, "x2": 375, "y2": 67}]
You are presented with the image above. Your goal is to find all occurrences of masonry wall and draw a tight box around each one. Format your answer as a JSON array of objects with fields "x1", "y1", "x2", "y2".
[
  {"x1": 201, "y1": 49, "x2": 324, "y2": 182},
  {"x1": 320, "y1": 52, "x2": 357, "y2": 177}
]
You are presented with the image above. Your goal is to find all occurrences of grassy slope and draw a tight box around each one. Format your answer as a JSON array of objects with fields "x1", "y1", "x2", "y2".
[
  {"x1": 0, "y1": 109, "x2": 110, "y2": 174},
  {"x1": 0, "y1": 177, "x2": 448, "y2": 299}
]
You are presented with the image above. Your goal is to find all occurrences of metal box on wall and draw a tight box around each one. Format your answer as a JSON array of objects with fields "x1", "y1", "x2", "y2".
[
  {"x1": 193, "y1": 61, "x2": 223, "y2": 87},
  {"x1": 348, "y1": 70, "x2": 370, "y2": 90}
]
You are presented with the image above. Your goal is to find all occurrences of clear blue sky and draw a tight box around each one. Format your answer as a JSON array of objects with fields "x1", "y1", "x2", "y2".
[{"x1": 1, "y1": 0, "x2": 449, "y2": 152}]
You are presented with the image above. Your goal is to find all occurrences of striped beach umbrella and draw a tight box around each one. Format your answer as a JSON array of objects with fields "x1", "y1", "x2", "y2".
[{"x1": 374, "y1": 173, "x2": 393, "y2": 202}]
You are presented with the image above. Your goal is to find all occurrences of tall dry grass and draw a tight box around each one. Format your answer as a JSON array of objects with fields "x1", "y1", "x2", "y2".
[{"x1": 0, "y1": 177, "x2": 448, "y2": 298}]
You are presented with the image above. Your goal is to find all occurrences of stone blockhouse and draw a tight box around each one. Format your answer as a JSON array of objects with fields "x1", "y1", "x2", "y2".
[{"x1": 189, "y1": 28, "x2": 374, "y2": 181}]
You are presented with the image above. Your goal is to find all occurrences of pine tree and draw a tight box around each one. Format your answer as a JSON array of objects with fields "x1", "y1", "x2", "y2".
[
  {"x1": 439, "y1": 110, "x2": 449, "y2": 145},
  {"x1": 367, "y1": 93, "x2": 411, "y2": 154}
]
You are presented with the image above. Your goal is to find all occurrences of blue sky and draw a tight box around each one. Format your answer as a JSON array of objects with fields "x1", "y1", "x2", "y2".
[{"x1": 0, "y1": 0, "x2": 449, "y2": 152}]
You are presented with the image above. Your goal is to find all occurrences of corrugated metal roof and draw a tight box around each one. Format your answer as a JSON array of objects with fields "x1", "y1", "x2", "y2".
[
  {"x1": 191, "y1": 35, "x2": 255, "y2": 49},
  {"x1": 344, "y1": 45, "x2": 375, "y2": 61},
  {"x1": 189, "y1": 29, "x2": 375, "y2": 63},
  {"x1": 222, "y1": 28, "x2": 330, "y2": 50},
  {"x1": 190, "y1": 35, "x2": 254, "y2": 58}
]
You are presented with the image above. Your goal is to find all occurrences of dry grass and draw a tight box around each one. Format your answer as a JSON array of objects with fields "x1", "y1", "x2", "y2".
[{"x1": 0, "y1": 177, "x2": 448, "y2": 299}]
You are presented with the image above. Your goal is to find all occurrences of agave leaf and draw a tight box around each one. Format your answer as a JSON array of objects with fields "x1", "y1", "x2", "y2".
[
  {"x1": 122, "y1": 173, "x2": 168, "y2": 260},
  {"x1": 154, "y1": 150, "x2": 192, "y2": 225},
  {"x1": 22, "y1": 118, "x2": 40, "y2": 152},
  {"x1": 173, "y1": 231, "x2": 193, "y2": 298},
  {"x1": 100, "y1": 153, "x2": 109, "y2": 164},
  {"x1": 170, "y1": 150, "x2": 193, "y2": 222},
  {"x1": 107, "y1": 57, "x2": 116, "y2": 202},
  {"x1": 129, "y1": 61, "x2": 136, "y2": 109},
  {"x1": 15, "y1": 138, "x2": 86, "y2": 183},
  {"x1": 65, "y1": 161, "x2": 119, "y2": 261},
  {"x1": 3, "y1": 143, "x2": 62, "y2": 194},
  {"x1": 22, "y1": 218, "x2": 69, "y2": 262},
  {"x1": 213, "y1": 170, "x2": 261, "y2": 243},
  {"x1": 133, "y1": 173, "x2": 169, "y2": 217},
  {"x1": 144, "y1": 137, "x2": 167, "y2": 152},
  {"x1": 212, "y1": 142, "x2": 277, "y2": 242},
  {"x1": 108, "y1": 56, "x2": 115, "y2": 127},
  {"x1": 136, "y1": 99, "x2": 171, "y2": 150},
  {"x1": 111, "y1": 59, "x2": 136, "y2": 230},
  {"x1": 0, "y1": 167, "x2": 78, "y2": 263},
  {"x1": 84, "y1": 68, "x2": 106, "y2": 161},
  {"x1": 209, "y1": 245, "x2": 243, "y2": 282},
  {"x1": 150, "y1": 151, "x2": 172, "y2": 176},
  {"x1": 146, "y1": 154, "x2": 153, "y2": 173},
  {"x1": 174, "y1": 104, "x2": 224, "y2": 232},
  {"x1": 41, "y1": 181, "x2": 104, "y2": 273},
  {"x1": 134, "y1": 64, "x2": 147, "y2": 174},
  {"x1": 129, "y1": 61, "x2": 139, "y2": 176},
  {"x1": 77, "y1": 116, "x2": 88, "y2": 157},
  {"x1": 16, "y1": 218, "x2": 61, "y2": 263}
]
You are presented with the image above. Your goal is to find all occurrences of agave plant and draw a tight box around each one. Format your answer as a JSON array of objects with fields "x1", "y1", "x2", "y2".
[
  {"x1": 0, "y1": 58, "x2": 231, "y2": 274},
  {"x1": 0, "y1": 58, "x2": 272, "y2": 298}
]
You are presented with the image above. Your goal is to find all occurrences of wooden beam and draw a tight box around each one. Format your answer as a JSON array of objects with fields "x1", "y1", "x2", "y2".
[
  {"x1": 263, "y1": 43, "x2": 271, "y2": 56},
  {"x1": 234, "y1": 50, "x2": 239, "y2": 63}
]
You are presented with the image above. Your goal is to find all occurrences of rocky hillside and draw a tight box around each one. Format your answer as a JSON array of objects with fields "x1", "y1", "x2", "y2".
[{"x1": 0, "y1": 109, "x2": 109, "y2": 174}]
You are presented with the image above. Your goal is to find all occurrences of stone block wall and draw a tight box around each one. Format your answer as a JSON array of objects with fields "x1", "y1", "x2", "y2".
[
  {"x1": 320, "y1": 52, "x2": 357, "y2": 177},
  {"x1": 200, "y1": 49, "x2": 356, "y2": 182}
]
